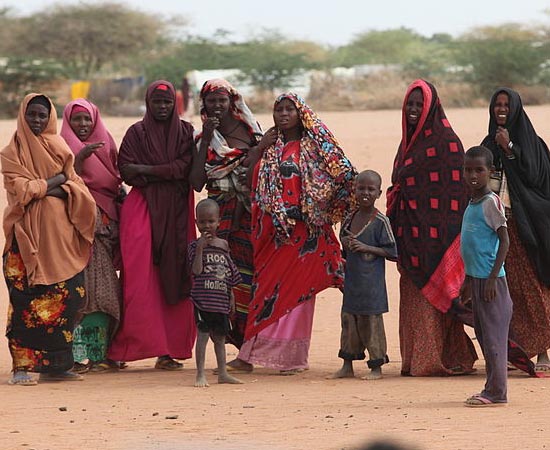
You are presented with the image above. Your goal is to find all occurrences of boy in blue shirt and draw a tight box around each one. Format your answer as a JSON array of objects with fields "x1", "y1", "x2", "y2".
[{"x1": 461, "y1": 146, "x2": 512, "y2": 407}]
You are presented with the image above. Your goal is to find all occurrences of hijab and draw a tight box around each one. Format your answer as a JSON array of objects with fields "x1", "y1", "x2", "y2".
[
  {"x1": 1, "y1": 93, "x2": 96, "y2": 285},
  {"x1": 118, "y1": 80, "x2": 195, "y2": 304},
  {"x1": 387, "y1": 79, "x2": 468, "y2": 312},
  {"x1": 481, "y1": 87, "x2": 550, "y2": 286},
  {"x1": 60, "y1": 98, "x2": 121, "y2": 220},
  {"x1": 255, "y1": 92, "x2": 356, "y2": 240}
]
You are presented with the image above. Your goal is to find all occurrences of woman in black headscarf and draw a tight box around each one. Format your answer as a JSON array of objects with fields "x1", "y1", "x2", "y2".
[{"x1": 481, "y1": 87, "x2": 550, "y2": 373}]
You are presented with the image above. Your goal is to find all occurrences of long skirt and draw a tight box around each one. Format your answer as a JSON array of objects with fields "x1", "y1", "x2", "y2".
[
  {"x1": 4, "y1": 240, "x2": 85, "y2": 373},
  {"x1": 108, "y1": 188, "x2": 196, "y2": 362},
  {"x1": 238, "y1": 300, "x2": 315, "y2": 370},
  {"x1": 73, "y1": 207, "x2": 121, "y2": 363},
  {"x1": 399, "y1": 272, "x2": 477, "y2": 376},
  {"x1": 209, "y1": 189, "x2": 253, "y2": 350},
  {"x1": 507, "y1": 217, "x2": 550, "y2": 357}
]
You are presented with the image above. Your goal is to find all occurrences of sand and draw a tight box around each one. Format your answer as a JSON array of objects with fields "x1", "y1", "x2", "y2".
[{"x1": 1, "y1": 106, "x2": 550, "y2": 450}]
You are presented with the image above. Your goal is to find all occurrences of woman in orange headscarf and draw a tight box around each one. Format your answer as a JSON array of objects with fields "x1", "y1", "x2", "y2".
[{"x1": 1, "y1": 93, "x2": 96, "y2": 385}]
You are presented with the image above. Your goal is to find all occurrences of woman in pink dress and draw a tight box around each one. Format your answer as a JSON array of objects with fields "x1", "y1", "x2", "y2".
[{"x1": 108, "y1": 81, "x2": 198, "y2": 370}]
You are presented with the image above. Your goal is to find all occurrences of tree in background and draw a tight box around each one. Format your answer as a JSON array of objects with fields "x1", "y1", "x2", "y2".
[
  {"x1": 11, "y1": 3, "x2": 164, "y2": 78},
  {"x1": 455, "y1": 24, "x2": 547, "y2": 96},
  {"x1": 332, "y1": 28, "x2": 426, "y2": 66}
]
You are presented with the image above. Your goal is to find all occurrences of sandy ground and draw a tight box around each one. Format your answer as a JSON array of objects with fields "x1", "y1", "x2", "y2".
[{"x1": 1, "y1": 106, "x2": 550, "y2": 450}]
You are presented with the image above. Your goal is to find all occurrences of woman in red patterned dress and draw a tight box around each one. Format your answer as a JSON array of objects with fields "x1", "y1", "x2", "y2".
[{"x1": 387, "y1": 79, "x2": 477, "y2": 376}]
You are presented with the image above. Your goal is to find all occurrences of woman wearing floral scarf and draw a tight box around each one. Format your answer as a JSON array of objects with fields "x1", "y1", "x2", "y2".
[{"x1": 236, "y1": 92, "x2": 356, "y2": 374}]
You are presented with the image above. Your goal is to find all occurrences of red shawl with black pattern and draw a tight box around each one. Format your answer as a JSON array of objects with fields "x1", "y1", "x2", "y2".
[{"x1": 386, "y1": 79, "x2": 468, "y2": 313}]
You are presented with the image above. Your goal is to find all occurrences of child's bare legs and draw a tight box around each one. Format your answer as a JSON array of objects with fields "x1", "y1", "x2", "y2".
[
  {"x1": 212, "y1": 333, "x2": 243, "y2": 384},
  {"x1": 330, "y1": 359, "x2": 355, "y2": 378},
  {"x1": 362, "y1": 366, "x2": 382, "y2": 380},
  {"x1": 194, "y1": 331, "x2": 210, "y2": 387}
]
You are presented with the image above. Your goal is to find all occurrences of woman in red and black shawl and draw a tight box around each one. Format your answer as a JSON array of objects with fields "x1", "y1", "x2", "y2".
[
  {"x1": 481, "y1": 87, "x2": 550, "y2": 372},
  {"x1": 108, "y1": 81, "x2": 198, "y2": 369},
  {"x1": 387, "y1": 79, "x2": 477, "y2": 376}
]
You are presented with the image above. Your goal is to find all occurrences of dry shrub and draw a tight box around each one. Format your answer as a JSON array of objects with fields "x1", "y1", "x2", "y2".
[
  {"x1": 513, "y1": 85, "x2": 550, "y2": 105},
  {"x1": 435, "y1": 81, "x2": 481, "y2": 108}
]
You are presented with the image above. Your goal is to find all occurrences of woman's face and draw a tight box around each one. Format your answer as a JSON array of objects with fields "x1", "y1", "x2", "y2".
[
  {"x1": 25, "y1": 103, "x2": 50, "y2": 136},
  {"x1": 273, "y1": 98, "x2": 300, "y2": 131},
  {"x1": 493, "y1": 92, "x2": 510, "y2": 127},
  {"x1": 70, "y1": 111, "x2": 93, "y2": 142},
  {"x1": 149, "y1": 95, "x2": 174, "y2": 121},
  {"x1": 405, "y1": 88, "x2": 423, "y2": 127},
  {"x1": 204, "y1": 91, "x2": 231, "y2": 118}
]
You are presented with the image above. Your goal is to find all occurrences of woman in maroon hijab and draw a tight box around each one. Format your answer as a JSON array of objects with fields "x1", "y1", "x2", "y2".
[{"x1": 108, "y1": 81, "x2": 198, "y2": 369}]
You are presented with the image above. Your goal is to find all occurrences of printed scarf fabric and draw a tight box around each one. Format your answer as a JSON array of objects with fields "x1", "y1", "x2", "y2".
[
  {"x1": 481, "y1": 87, "x2": 550, "y2": 286},
  {"x1": 386, "y1": 79, "x2": 468, "y2": 313},
  {"x1": 194, "y1": 79, "x2": 262, "y2": 200},
  {"x1": 255, "y1": 92, "x2": 356, "y2": 239}
]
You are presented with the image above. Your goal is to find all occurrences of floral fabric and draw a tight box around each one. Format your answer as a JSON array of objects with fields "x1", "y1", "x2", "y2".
[
  {"x1": 255, "y1": 92, "x2": 356, "y2": 240},
  {"x1": 5, "y1": 241, "x2": 85, "y2": 373}
]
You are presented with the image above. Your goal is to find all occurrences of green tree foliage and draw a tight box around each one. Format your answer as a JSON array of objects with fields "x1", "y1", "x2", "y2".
[
  {"x1": 235, "y1": 31, "x2": 316, "y2": 92},
  {"x1": 11, "y1": 3, "x2": 164, "y2": 78},
  {"x1": 455, "y1": 24, "x2": 547, "y2": 95},
  {"x1": 332, "y1": 28, "x2": 426, "y2": 66}
]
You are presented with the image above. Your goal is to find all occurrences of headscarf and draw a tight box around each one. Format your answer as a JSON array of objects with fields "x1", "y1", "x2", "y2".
[
  {"x1": 481, "y1": 87, "x2": 550, "y2": 286},
  {"x1": 60, "y1": 98, "x2": 121, "y2": 220},
  {"x1": 386, "y1": 79, "x2": 468, "y2": 313},
  {"x1": 194, "y1": 78, "x2": 262, "y2": 205},
  {"x1": 1, "y1": 93, "x2": 96, "y2": 286},
  {"x1": 255, "y1": 92, "x2": 356, "y2": 240},
  {"x1": 118, "y1": 80, "x2": 195, "y2": 304}
]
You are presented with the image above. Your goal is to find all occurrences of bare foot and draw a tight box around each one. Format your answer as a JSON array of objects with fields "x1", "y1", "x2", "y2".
[
  {"x1": 194, "y1": 374, "x2": 210, "y2": 387},
  {"x1": 362, "y1": 368, "x2": 382, "y2": 380},
  {"x1": 329, "y1": 367, "x2": 355, "y2": 379},
  {"x1": 218, "y1": 373, "x2": 243, "y2": 384}
]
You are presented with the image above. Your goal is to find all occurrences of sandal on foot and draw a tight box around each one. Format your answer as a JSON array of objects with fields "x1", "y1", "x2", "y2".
[
  {"x1": 39, "y1": 371, "x2": 84, "y2": 382},
  {"x1": 535, "y1": 363, "x2": 550, "y2": 373},
  {"x1": 72, "y1": 361, "x2": 91, "y2": 374},
  {"x1": 279, "y1": 369, "x2": 304, "y2": 376},
  {"x1": 8, "y1": 372, "x2": 38, "y2": 386},
  {"x1": 90, "y1": 360, "x2": 119, "y2": 373},
  {"x1": 155, "y1": 357, "x2": 183, "y2": 371},
  {"x1": 464, "y1": 395, "x2": 506, "y2": 407}
]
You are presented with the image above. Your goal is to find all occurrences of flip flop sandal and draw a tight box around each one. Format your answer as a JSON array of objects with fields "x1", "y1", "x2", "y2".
[
  {"x1": 90, "y1": 361, "x2": 119, "y2": 373},
  {"x1": 8, "y1": 373, "x2": 38, "y2": 386},
  {"x1": 464, "y1": 395, "x2": 506, "y2": 407},
  {"x1": 72, "y1": 361, "x2": 91, "y2": 374},
  {"x1": 39, "y1": 371, "x2": 84, "y2": 382},
  {"x1": 155, "y1": 357, "x2": 183, "y2": 371}
]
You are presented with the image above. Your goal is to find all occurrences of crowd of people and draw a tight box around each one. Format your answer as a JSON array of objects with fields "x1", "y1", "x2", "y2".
[{"x1": 2, "y1": 78, "x2": 550, "y2": 407}]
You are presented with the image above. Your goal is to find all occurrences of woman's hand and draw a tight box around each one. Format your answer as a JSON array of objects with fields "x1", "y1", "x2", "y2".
[
  {"x1": 120, "y1": 164, "x2": 146, "y2": 180},
  {"x1": 75, "y1": 142, "x2": 104, "y2": 174},
  {"x1": 257, "y1": 127, "x2": 278, "y2": 152},
  {"x1": 495, "y1": 126, "x2": 512, "y2": 155},
  {"x1": 202, "y1": 117, "x2": 220, "y2": 142}
]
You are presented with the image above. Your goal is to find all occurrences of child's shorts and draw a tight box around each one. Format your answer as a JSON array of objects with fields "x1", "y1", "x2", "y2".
[
  {"x1": 194, "y1": 308, "x2": 231, "y2": 336},
  {"x1": 338, "y1": 311, "x2": 388, "y2": 368}
]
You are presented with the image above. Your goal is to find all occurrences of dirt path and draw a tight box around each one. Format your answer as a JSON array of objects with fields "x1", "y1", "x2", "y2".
[{"x1": 1, "y1": 108, "x2": 550, "y2": 450}]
